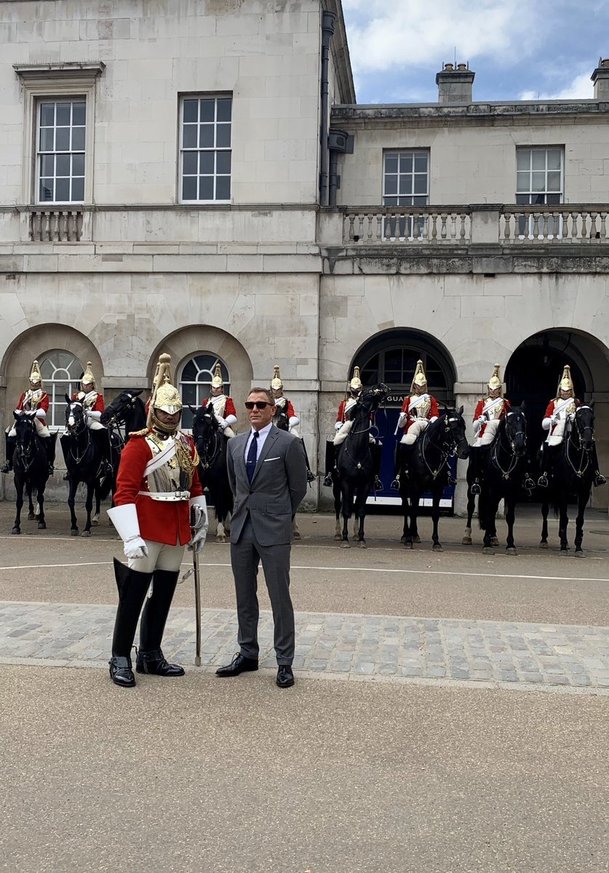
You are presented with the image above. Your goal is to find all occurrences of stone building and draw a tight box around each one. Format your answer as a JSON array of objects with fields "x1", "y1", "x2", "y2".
[{"x1": 1, "y1": 0, "x2": 608, "y2": 512}]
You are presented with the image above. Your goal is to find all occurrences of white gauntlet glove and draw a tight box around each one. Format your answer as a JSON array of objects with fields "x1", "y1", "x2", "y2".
[
  {"x1": 217, "y1": 416, "x2": 227, "y2": 430},
  {"x1": 397, "y1": 412, "x2": 407, "y2": 429},
  {"x1": 107, "y1": 503, "x2": 149, "y2": 559}
]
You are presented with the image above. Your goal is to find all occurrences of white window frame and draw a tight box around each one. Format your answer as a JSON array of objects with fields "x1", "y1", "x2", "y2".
[
  {"x1": 39, "y1": 351, "x2": 85, "y2": 431},
  {"x1": 14, "y1": 64, "x2": 104, "y2": 218},
  {"x1": 382, "y1": 149, "x2": 429, "y2": 240},
  {"x1": 179, "y1": 93, "x2": 232, "y2": 204},
  {"x1": 516, "y1": 146, "x2": 564, "y2": 239},
  {"x1": 178, "y1": 353, "x2": 232, "y2": 431},
  {"x1": 36, "y1": 98, "x2": 86, "y2": 205}
]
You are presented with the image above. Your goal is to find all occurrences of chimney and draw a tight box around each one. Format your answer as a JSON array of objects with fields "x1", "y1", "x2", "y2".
[
  {"x1": 591, "y1": 58, "x2": 609, "y2": 99},
  {"x1": 436, "y1": 62, "x2": 475, "y2": 104}
]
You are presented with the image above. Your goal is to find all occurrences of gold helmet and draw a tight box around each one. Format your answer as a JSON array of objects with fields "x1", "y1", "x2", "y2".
[
  {"x1": 488, "y1": 364, "x2": 502, "y2": 391},
  {"x1": 558, "y1": 364, "x2": 574, "y2": 395},
  {"x1": 81, "y1": 361, "x2": 96, "y2": 387},
  {"x1": 271, "y1": 365, "x2": 283, "y2": 391},
  {"x1": 211, "y1": 362, "x2": 224, "y2": 390},
  {"x1": 148, "y1": 353, "x2": 182, "y2": 426},
  {"x1": 349, "y1": 366, "x2": 362, "y2": 391},
  {"x1": 29, "y1": 359, "x2": 42, "y2": 385},
  {"x1": 411, "y1": 360, "x2": 428, "y2": 391}
]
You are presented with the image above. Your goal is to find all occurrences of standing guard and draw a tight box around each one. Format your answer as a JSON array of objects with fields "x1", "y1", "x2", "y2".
[
  {"x1": 71, "y1": 362, "x2": 112, "y2": 481},
  {"x1": 391, "y1": 360, "x2": 441, "y2": 488},
  {"x1": 208, "y1": 362, "x2": 238, "y2": 438},
  {"x1": 107, "y1": 353, "x2": 208, "y2": 688},
  {"x1": 2, "y1": 360, "x2": 56, "y2": 475},
  {"x1": 324, "y1": 366, "x2": 384, "y2": 491},
  {"x1": 537, "y1": 364, "x2": 606, "y2": 488},
  {"x1": 271, "y1": 365, "x2": 315, "y2": 485}
]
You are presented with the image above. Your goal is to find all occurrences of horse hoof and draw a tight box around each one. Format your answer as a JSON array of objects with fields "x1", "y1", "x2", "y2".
[
  {"x1": 432, "y1": 543, "x2": 443, "y2": 551},
  {"x1": 539, "y1": 541, "x2": 548, "y2": 549},
  {"x1": 400, "y1": 535, "x2": 406, "y2": 543},
  {"x1": 414, "y1": 535, "x2": 421, "y2": 544},
  {"x1": 37, "y1": 522, "x2": 47, "y2": 530},
  {"x1": 293, "y1": 531, "x2": 301, "y2": 540},
  {"x1": 11, "y1": 528, "x2": 20, "y2": 535},
  {"x1": 81, "y1": 530, "x2": 92, "y2": 538},
  {"x1": 341, "y1": 542, "x2": 350, "y2": 549},
  {"x1": 91, "y1": 518, "x2": 99, "y2": 526},
  {"x1": 559, "y1": 550, "x2": 569, "y2": 557},
  {"x1": 28, "y1": 512, "x2": 35, "y2": 521},
  {"x1": 490, "y1": 537, "x2": 499, "y2": 547},
  {"x1": 575, "y1": 550, "x2": 585, "y2": 558},
  {"x1": 506, "y1": 547, "x2": 518, "y2": 555},
  {"x1": 482, "y1": 547, "x2": 494, "y2": 555},
  {"x1": 358, "y1": 541, "x2": 367, "y2": 549},
  {"x1": 462, "y1": 537, "x2": 472, "y2": 545},
  {"x1": 71, "y1": 529, "x2": 79, "y2": 536},
  {"x1": 334, "y1": 533, "x2": 342, "y2": 541},
  {"x1": 216, "y1": 535, "x2": 226, "y2": 544}
]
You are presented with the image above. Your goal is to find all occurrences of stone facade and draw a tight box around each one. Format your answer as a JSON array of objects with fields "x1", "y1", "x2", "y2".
[{"x1": 0, "y1": 0, "x2": 608, "y2": 512}]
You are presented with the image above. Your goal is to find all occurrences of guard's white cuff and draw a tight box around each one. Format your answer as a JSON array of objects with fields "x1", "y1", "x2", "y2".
[
  {"x1": 542, "y1": 417, "x2": 552, "y2": 431},
  {"x1": 397, "y1": 412, "x2": 407, "y2": 428},
  {"x1": 430, "y1": 416, "x2": 438, "y2": 422},
  {"x1": 35, "y1": 409, "x2": 46, "y2": 420},
  {"x1": 334, "y1": 421, "x2": 342, "y2": 431},
  {"x1": 289, "y1": 415, "x2": 300, "y2": 427},
  {"x1": 225, "y1": 414, "x2": 237, "y2": 426},
  {"x1": 107, "y1": 503, "x2": 141, "y2": 543},
  {"x1": 88, "y1": 410, "x2": 102, "y2": 421}
]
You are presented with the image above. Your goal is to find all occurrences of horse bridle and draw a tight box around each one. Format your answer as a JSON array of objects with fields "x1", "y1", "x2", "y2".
[
  {"x1": 195, "y1": 412, "x2": 222, "y2": 470},
  {"x1": 420, "y1": 414, "x2": 461, "y2": 479},
  {"x1": 491, "y1": 411, "x2": 526, "y2": 479},
  {"x1": 564, "y1": 406, "x2": 594, "y2": 478},
  {"x1": 14, "y1": 415, "x2": 39, "y2": 473},
  {"x1": 66, "y1": 401, "x2": 92, "y2": 464}
]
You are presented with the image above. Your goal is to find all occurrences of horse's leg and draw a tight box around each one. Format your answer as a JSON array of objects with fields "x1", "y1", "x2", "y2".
[
  {"x1": 82, "y1": 481, "x2": 94, "y2": 536},
  {"x1": 574, "y1": 490, "x2": 588, "y2": 556},
  {"x1": 92, "y1": 486, "x2": 101, "y2": 525},
  {"x1": 462, "y1": 485, "x2": 476, "y2": 545},
  {"x1": 37, "y1": 483, "x2": 47, "y2": 530},
  {"x1": 356, "y1": 486, "x2": 367, "y2": 548},
  {"x1": 558, "y1": 497, "x2": 569, "y2": 553},
  {"x1": 12, "y1": 477, "x2": 23, "y2": 534},
  {"x1": 341, "y1": 484, "x2": 351, "y2": 547},
  {"x1": 539, "y1": 500, "x2": 550, "y2": 548},
  {"x1": 27, "y1": 482, "x2": 36, "y2": 520},
  {"x1": 333, "y1": 479, "x2": 342, "y2": 541},
  {"x1": 505, "y1": 494, "x2": 517, "y2": 554},
  {"x1": 67, "y1": 479, "x2": 79, "y2": 535},
  {"x1": 431, "y1": 490, "x2": 442, "y2": 551}
]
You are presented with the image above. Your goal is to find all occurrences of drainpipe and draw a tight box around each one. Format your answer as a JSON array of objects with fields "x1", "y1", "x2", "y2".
[{"x1": 319, "y1": 11, "x2": 335, "y2": 206}]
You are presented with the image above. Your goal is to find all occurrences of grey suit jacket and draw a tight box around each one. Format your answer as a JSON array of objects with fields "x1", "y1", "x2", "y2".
[{"x1": 227, "y1": 425, "x2": 308, "y2": 546}]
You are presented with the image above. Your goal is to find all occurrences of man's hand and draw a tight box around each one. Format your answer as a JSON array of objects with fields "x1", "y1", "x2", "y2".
[{"x1": 124, "y1": 536, "x2": 148, "y2": 559}]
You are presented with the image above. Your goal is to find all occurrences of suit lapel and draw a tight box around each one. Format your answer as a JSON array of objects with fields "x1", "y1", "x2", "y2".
[
  {"x1": 252, "y1": 426, "x2": 279, "y2": 483},
  {"x1": 234, "y1": 433, "x2": 249, "y2": 482}
]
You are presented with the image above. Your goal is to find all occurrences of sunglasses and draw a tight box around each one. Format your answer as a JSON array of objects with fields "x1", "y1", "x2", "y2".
[{"x1": 245, "y1": 401, "x2": 272, "y2": 410}]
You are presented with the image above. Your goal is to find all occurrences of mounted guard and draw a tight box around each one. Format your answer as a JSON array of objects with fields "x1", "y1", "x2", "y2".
[
  {"x1": 270, "y1": 365, "x2": 315, "y2": 485},
  {"x1": 71, "y1": 361, "x2": 113, "y2": 482},
  {"x1": 391, "y1": 360, "x2": 441, "y2": 488},
  {"x1": 2, "y1": 360, "x2": 56, "y2": 475},
  {"x1": 537, "y1": 364, "x2": 606, "y2": 488},
  {"x1": 208, "y1": 362, "x2": 238, "y2": 438},
  {"x1": 107, "y1": 352, "x2": 208, "y2": 688}
]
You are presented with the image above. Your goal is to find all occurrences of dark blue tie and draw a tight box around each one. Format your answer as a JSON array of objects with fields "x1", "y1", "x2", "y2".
[{"x1": 246, "y1": 431, "x2": 258, "y2": 483}]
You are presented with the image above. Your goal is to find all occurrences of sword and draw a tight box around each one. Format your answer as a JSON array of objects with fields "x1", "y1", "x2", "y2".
[{"x1": 182, "y1": 506, "x2": 203, "y2": 665}]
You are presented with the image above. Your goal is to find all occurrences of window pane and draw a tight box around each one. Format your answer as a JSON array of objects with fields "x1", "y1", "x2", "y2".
[
  {"x1": 72, "y1": 177, "x2": 84, "y2": 201},
  {"x1": 384, "y1": 176, "x2": 397, "y2": 196},
  {"x1": 216, "y1": 151, "x2": 231, "y2": 174},
  {"x1": 182, "y1": 124, "x2": 197, "y2": 148},
  {"x1": 40, "y1": 128, "x2": 54, "y2": 151},
  {"x1": 384, "y1": 196, "x2": 398, "y2": 207},
  {"x1": 183, "y1": 99, "x2": 198, "y2": 123},
  {"x1": 531, "y1": 151, "x2": 546, "y2": 171},
  {"x1": 547, "y1": 149, "x2": 562, "y2": 170},
  {"x1": 217, "y1": 98, "x2": 232, "y2": 122},
  {"x1": 385, "y1": 155, "x2": 398, "y2": 173},
  {"x1": 398, "y1": 176, "x2": 412, "y2": 195},
  {"x1": 200, "y1": 99, "x2": 215, "y2": 122},
  {"x1": 532, "y1": 171, "x2": 545, "y2": 192},
  {"x1": 399, "y1": 153, "x2": 413, "y2": 172},
  {"x1": 414, "y1": 153, "x2": 428, "y2": 172},
  {"x1": 56, "y1": 128, "x2": 70, "y2": 151},
  {"x1": 516, "y1": 193, "x2": 530, "y2": 205},
  {"x1": 182, "y1": 176, "x2": 197, "y2": 200},
  {"x1": 199, "y1": 151, "x2": 214, "y2": 174},
  {"x1": 199, "y1": 177, "x2": 214, "y2": 200},
  {"x1": 72, "y1": 102, "x2": 86, "y2": 125},
  {"x1": 72, "y1": 127, "x2": 85, "y2": 151},
  {"x1": 56, "y1": 103, "x2": 71, "y2": 126},
  {"x1": 199, "y1": 124, "x2": 214, "y2": 148},
  {"x1": 55, "y1": 178, "x2": 69, "y2": 201},
  {"x1": 56, "y1": 154, "x2": 70, "y2": 176},
  {"x1": 216, "y1": 176, "x2": 230, "y2": 200},
  {"x1": 413, "y1": 175, "x2": 427, "y2": 194},
  {"x1": 40, "y1": 154, "x2": 54, "y2": 176},
  {"x1": 516, "y1": 171, "x2": 529, "y2": 192},
  {"x1": 72, "y1": 153, "x2": 85, "y2": 176},
  {"x1": 516, "y1": 150, "x2": 530, "y2": 170},
  {"x1": 546, "y1": 193, "x2": 561, "y2": 205},
  {"x1": 216, "y1": 124, "x2": 231, "y2": 147},
  {"x1": 40, "y1": 103, "x2": 55, "y2": 125},
  {"x1": 40, "y1": 180, "x2": 54, "y2": 201},
  {"x1": 547, "y1": 171, "x2": 561, "y2": 191},
  {"x1": 183, "y1": 151, "x2": 198, "y2": 174}
]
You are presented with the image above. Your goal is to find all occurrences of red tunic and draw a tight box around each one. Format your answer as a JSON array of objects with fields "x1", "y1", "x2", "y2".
[
  {"x1": 224, "y1": 397, "x2": 237, "y2": 418},
  {"x1": 113, "y1": 432, "x2": 203, "y2": 546},
  {"x1": 399, "y1": 394, "x2": 440, "y2": 424},
  {"x1": 473, "y1": 397, "x2": 511, "y2": 438},
  {"x1": 17, "y1": 391, "x2": 49, "y2": 418},
  {"x1": 336, "y1": 398, "x2": 359, "y2": 424},
  {"x1": 276, "y1": 398, "x2": 296, "y2": 419}
]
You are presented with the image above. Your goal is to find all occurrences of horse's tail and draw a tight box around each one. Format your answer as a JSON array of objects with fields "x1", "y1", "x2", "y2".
[{"x1": 98, "y1": 476, "x2": 113, "y2": 501}]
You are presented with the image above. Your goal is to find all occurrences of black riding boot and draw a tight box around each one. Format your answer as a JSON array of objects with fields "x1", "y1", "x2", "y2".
[
  {"x1": 469, "y1": 446, "x2": 482, "y2": 495},
  {"x1": 300, "y1": 438, "x2": 316, "y2": 484},
  {"x1": 372, "y1": 441, "x2": 384, "y2": 491},
  {"x1": 323, "y1": 440, "x2": 335, "y2": 487},
  {"x1": 1, "y1": 433, "x2": 16, "y2": 473},
  {"x1": 590, "y1": 442, "x2": 607, "y2": 487},
  {"x1": 391, "y1": 443, "x2": 412, "y2": 489},
  {"x1": 44, "y1": 434, "x2": 57, "y2": 475},
  {"x1": 136, "y1": 569, "x2": 184, "y2": 677},
  {"x1": 96, "y1": 429, "x2": 113, "y2": 481},
  {"x1": 537, "y1": 443, "x2": 551, "y2": 488},
  {"x1": 109, "y1": 558, "x2": 153, "y2": 687}
]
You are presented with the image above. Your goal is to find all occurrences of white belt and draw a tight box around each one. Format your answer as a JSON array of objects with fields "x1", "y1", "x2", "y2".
[{"x1": 138, "y1": 490, "x2": 190, "y2": 502}]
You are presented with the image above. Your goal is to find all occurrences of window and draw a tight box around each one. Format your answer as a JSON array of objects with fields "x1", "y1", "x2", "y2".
[
  {"x1": 516, "y1": 147, "x2": 564, "y2": 237},
  {"x1": 361, "y1": 349, "x2": 449, "y2": 402},
  {"x1": 39, "y1": 352, "x2": 84, "y2": 429},
  {"x1": 179, "y1": 354, "x2": 231, "y2": 430},
  {"x1": 383, "y1": 150, "x2": 429, "y2": 239},
  {"x1": 180, "y1": 95, "x2": 232, "y2": 202},
  {"x1": 37, "y1": 99, "x2": 86, "y2": 203}
]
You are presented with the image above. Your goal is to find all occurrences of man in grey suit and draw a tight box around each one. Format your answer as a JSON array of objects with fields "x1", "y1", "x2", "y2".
[{"x1": 216, "y1": 387, "x2": 308, "y2": 688}]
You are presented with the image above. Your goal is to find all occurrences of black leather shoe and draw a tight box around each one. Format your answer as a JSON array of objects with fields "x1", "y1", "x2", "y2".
[
  {"x1": 276, "y1": 665, "x2": 294, "y2": 688},
  {"x1": 136, "y1": 648, "x2": 184, "y2": 677},
  {"x1": 109, "y1": 655, "x2": 136, "y2": 688},
  {"x1": 216, "y1": 653, "x2": 259, "y2": 677}
]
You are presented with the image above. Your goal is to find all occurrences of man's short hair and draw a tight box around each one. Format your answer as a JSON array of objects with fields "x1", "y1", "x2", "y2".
[{"x1": 248, "y1": 387, "x2": 275, "y2": 405}]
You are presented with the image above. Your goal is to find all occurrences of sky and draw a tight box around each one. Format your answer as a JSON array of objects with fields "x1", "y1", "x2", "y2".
[{"x1": 341, "y1": 0, "x2": 609, "y2": 105}]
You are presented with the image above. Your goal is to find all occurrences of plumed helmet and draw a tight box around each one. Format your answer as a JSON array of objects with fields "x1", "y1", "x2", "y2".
[
  {"x1": 411, "y1": 360, "x2": 428, "y2": 390},
  {"x1": 81, "y1": 361, "x2": 96, "y2": 387},
  {"x1": 488, "y1": 364, "x2": 502, "y2": 391},
  {"x1": 271, "y1": 365, "x2": 283, "y2": 391},
  {"x1": 211, "y1": 362, "x2": 224, "y2": 389},
  {"x1": 29, "y1": 359, "x2": 42, "y2": 385},
  {"x1": 149, "y1": 353, "x2": 182, "y2": 422},
  {"x1": 349, "y1": 366, "x2": 362, "y2": 391},
  {"x1": 558, "y1": 364, "x2": 574, "y2": 394}
]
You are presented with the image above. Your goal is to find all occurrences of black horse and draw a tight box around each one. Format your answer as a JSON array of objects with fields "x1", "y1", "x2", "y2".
[
  {"x1": 333, "y1": 383, "x2": 388, "y2": 548},
  {"x1": 540, "y1": 404, "x2": 597, "y2": 555},
  {"x1": 397, "y1": 407, "x2": 469, "y2": 550},
  {"x1": 97, "y1": 389, "x2": 147, "y2": 520},
  {"x1": 192, "y1": 402, "x2": 233, "y2": 542},
  {"x1": 10, "y1": 411, "x2": 53, "y2": 534},
  {"x1": 60, "y1": 396, "x2": 113, "y2": 536},
  {"x1": 463, "y1": 405, "x2": 530, "y2": 553}
]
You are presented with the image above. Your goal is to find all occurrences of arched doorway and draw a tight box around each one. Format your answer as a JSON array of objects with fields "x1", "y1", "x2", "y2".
[{"x1": 351, "y1": 329, "x2": 457, "y2": 505}]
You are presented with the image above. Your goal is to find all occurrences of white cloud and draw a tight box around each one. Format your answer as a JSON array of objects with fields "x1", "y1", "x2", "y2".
[
  {"x1": 520, "y1": 71, "x2": 594, "y2": 101},
  {"x1": 343, "y1": 0, "x2": 538, "y2": 74}
]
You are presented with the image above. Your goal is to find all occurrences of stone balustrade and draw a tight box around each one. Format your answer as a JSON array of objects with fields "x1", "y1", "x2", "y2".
[{"x1": 28, "y1": 208, "x2": 84, "y2": 242}]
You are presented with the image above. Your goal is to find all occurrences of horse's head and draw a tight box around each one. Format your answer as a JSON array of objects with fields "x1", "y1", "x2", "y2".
[
  {"x1": 503, "y1": 405, "x2": 527, "y2": 456},
  {"x1": 64, "y1": 396, "x2": 86, "y2": 436},
  {"x1": 13, "y1": 410, "x2": 37, "y2": 447},
  {"x1": 100, "y1": 389, "x2": 143, "y2": 426},
  {"x1": 441, "y1": 406, "x2": 469, "y2": 459},
  {"x1": 360, "y1": 382, "x2": 389, "y2": 412},
  {"x1": 573, "y1": 404, "x2": 595, "y2": 450},
  {"x1": 192, "y1": 401, "x2": 218, "y2": 440}
]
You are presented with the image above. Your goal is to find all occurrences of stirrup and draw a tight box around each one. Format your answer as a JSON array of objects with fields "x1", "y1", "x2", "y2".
[
  {"x1": 0, "y1": 463, "x2": 11, "y2": 474},
  {"x1": 537, "y1": 474, "x2": 549, "y2": 488},
  {"x1": 470, "y1": 480, "x2": 481, "y2": 495},
  {"x1": 523, "y1": 476, "x2": 535, "y2": 490},
  {"x1": 390, "y1": 476, "x2": 400, "y2": 491},
  {"x1": 306, "y1": 470, "x2": 316, "y2": 483},
  {"x1": 374, "y1": 476, "x2": 384, "y2": 491},
  {"x1": 594, "y1": 472, "x2": 607, "y2": 487},
  {"x1": 322, "y1": 474, "x2": 333, "y2": 487}
]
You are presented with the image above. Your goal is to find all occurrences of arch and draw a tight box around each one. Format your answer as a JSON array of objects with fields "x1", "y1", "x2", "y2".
[{"x1": 351, "y1": 328, "x2": 457, "y2": 405}]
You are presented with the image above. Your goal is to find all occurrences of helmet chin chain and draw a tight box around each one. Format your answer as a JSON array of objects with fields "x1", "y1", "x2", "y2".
[{"x1": 150, "y1": 411, "x2": 179, "y2": 436}]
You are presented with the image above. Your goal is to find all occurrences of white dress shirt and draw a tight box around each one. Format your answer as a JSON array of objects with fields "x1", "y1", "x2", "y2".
[{"x1": 244, "y1": 422, "x2": 273, "y2": 463}]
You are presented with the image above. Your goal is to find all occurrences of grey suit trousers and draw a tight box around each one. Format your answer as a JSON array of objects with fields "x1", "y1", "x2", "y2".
[{"x1": 231, "y1": 516, "x2": 294, "y2": 665}]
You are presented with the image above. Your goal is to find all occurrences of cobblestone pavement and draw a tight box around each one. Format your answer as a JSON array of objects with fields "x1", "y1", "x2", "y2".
[{"x1": 2, "y1": 600, "x2": 609, "y2": 694}]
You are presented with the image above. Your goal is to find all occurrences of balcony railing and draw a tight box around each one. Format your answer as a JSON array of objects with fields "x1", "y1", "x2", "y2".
[
  {"x1": 29, "y1": 208, "x2": 84, "y2": 242},
  {"x1": 340, "y1": 205, "x2": 609, "y2": 247}
]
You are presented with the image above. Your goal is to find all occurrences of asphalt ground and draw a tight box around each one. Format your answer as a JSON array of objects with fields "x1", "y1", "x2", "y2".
[{"x1": 1, "y1": 501, "x2": 609, "y2": 872}]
